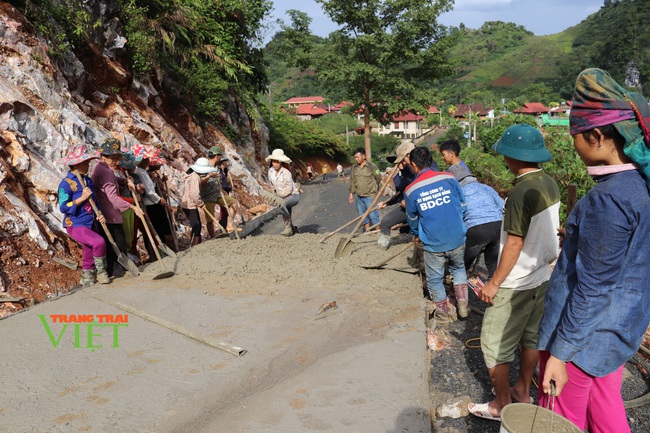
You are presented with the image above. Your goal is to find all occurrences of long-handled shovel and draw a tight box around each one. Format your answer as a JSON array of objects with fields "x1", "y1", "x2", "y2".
[
  {"x1": 126, "y1": 176, "x2": 176, "y2": 259},
  {"x1": 74, "y1": 172, "x2": 140, "y2": 277},
  {"x1": 159, "y1": 179, "x2": 180, "y2": 252},
  {"x1": 127, "y1": 183, "x2": 174, "y2": 280},
  {"x1": 319, "y1": 207, "x2": 377, "y2": 243},
  {"x1": 334, "y1": 164, "x2": 400, "y2": 258},
  {"x1": 228, "y1": 171, "x2": 246, "y2": 225},
  {"x1": 202, "y1": 206, "x2": 230, "y2": 239},
  {"x1": 220, "y1": 190, "x2": 241, "y2": 240},
  {"x1": 360, "y1": 241, "x2": 415, "y2": 269}
]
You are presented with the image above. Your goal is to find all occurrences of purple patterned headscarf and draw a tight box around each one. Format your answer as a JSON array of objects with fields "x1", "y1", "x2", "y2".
[{"x1": 570, "y1": 68, "x2": 650, "y2": 189}]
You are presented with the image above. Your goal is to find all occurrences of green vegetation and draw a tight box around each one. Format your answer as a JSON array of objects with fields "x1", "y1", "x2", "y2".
[
  {"x1": 312, "y1": 114, "x2": 360, "y2": 135},
  {"x1": 436, "y1": 120, "x2": 594, "y2": 224},
  {"x1": 268, "y1": 0, "x2": 650, "y2": 107},
  {"x1": 263, "y1": 106, "x2": 349, "y2": 160},
  {"x1": 18, "y1": 0, "x2": 97, "y2": 56},
  {"x1": 118, "y1": 0, "x2": 271, "y2": 119},
  {"x1": 15, "y1": 0, "x2": 271, "y2": 121},
  {"x1": 276, "y1": 0, "x2": 456, "y2": 160}
]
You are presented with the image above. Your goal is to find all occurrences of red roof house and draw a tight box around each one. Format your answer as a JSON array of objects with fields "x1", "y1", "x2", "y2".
[
  {"x1": 452, "y1": 103, "x2": 489, "y2": 120},
  {"x1": 378, "y1": 112, "x2": 424, "y2": 139},
  {"x1": 514, "y1": 103, "x2": 549, "y2": 115},
  {"x1": 294, "y1": 104, "x2": 329, "y2": 120},
  {"x1": 284, "y1": 96, "x2": 325, "y2": 108}
]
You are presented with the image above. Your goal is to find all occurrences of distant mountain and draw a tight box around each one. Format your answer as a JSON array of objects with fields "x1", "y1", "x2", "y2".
[{"x1": 265, "y1": 0, "x2": 650, "y2": 107}]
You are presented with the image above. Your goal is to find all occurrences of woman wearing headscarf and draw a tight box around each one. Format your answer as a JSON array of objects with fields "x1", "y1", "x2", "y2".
[
  {"x1": 266, "y1": 149, "x2": 300, "y2": 236},
  {"x1": 537, "y1": 68, "x2": 650, "y2": 432},
  {"x1": 58, "y1": 145, "x2": 109, "y2": 286}
]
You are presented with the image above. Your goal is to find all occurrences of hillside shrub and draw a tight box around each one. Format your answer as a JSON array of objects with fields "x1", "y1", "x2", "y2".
[{"x1": 265, "y1": 107, "x2": 348, "y2": 159}]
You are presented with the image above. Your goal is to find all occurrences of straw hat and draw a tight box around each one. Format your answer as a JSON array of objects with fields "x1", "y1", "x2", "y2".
[
  {"x1": 190, "y1": 157, "x2": 218, "y2": 174},
  {"x1": 59, "y1": 145, "x2": 99, "y2": 166},
  {"x1": 265, "y1": 149, "x2": 292, "y2": 163}
]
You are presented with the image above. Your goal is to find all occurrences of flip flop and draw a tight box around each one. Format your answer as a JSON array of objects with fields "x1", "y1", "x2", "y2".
[{"x1": 468, "y1": 402, "x2": 501, "y2": 421}]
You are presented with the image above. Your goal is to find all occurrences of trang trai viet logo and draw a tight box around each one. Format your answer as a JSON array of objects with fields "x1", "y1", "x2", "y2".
[{"x1": 38, "y1": 314, "x2": 128, "y2": 350}]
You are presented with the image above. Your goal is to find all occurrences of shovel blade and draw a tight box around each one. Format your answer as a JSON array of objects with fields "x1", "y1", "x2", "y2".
[
  {"x1": 153, "y1": 270, "x2": 175, "y2": 280},
  {"x1": 117, "y1": 253, "x2": 140, "y2": 277},
  {"x1": 334, "y1": 237, "x2": 356, "y2": 258}
]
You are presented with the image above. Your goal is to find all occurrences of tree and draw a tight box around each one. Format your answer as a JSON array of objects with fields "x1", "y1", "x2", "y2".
[{"x1": 278, "y1": 0, "x2": 455, "y2": 159}]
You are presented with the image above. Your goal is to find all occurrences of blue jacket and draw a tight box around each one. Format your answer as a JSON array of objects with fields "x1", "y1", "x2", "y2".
[
  {"x1": 461, "y1": 180, "x2": 503, "y2": 229},
  {"x1": 537, "y1": 170, "x2": 650, "y2": 376},
  {"x1": 404, "y1": 168, "x2": 466, "y2": 253},
  {"x1": 386, "y1": 165, "x2": 416, "y2": 206},
  {"x1": 58, "y1": 171, "x2": 99, "y2": 229}
]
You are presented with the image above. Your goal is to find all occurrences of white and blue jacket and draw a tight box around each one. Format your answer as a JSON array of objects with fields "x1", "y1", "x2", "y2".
[{"x1": 404, "y1": 168, "x2": 467, "y2": 253}]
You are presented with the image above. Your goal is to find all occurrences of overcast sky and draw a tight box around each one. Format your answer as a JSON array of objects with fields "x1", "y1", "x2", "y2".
[{"x1": 266, "y1": 0, "x2": 602, "y2": 42}]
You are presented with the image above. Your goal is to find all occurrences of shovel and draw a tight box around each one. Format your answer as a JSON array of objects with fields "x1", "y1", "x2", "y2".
[
  {"x1": 220, "y1": 190, "x2": 241, "y2": 240},
  {"x1": 360, "y1": 241, "x2": 415, "y2": 269},
  {"x1": 74, "y1": 172, "x2": 140, "y2": 277},
  {"x1": 160, "y1": 180, "x2": 180, "y2": 252},
  {"x1": 126, "y1": 179, "x2": 176, "y2": 259},
  {"x1": 202, "y1": 206, "x2": 230, "y2": 239},
  {"x1": 127, "y1": 182, "x2": 174, "y2": 280},
  {"x1": 334, "y1": 164, "x2": 400, "y2": 258},
  {"x1": 319, "y1": 208, "x2": 376, "y2": 243},
  {"x1": 228, "y1": 171, "x2": 247, "y2": 225}
]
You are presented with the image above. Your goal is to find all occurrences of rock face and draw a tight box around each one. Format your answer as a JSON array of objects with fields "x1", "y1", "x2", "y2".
[{"x1": 0, "y1": 2, "x2": 270, "y2": 307}]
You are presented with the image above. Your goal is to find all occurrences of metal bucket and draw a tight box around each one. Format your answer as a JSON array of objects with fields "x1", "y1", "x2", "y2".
[{"x1": 499, "y1": 403, "x2": 582, "y2": 433}]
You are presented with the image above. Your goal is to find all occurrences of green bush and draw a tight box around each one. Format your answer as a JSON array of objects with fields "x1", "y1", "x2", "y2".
[
  {"x1": 265, "y1": 107, "x2": 348, "y2": 159},
  {"x1": 542, "y1": 128, "x2": 595, "y2": 222},
  {"x1": 348, "y1": 134, "x2": 401, "y2": 163},
  {"x1": 312, "y1": 114, "x2": 360, "y2": 135}
]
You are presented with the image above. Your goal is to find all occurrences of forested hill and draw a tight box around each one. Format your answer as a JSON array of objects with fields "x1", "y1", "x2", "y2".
[{"x1": 266, "y1": 0, "x2": 650, "y2": 106}]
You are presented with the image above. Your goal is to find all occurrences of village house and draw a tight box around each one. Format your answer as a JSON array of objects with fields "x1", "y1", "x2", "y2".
[
  {"x1": 377, "y1": 112, "x2": 424, "y2": 139},
  {"x1": 513, "y1": 102, "x2": 549, "y2": 116},
  {"x1": 452, "y1": 103, "x2": 491, "y2": 122},
  {"x1": 283, "y1": 96, "x2": 325, "y2": 109},
  {"x1": 293, "y1": 104, "x2": 330, "y2": 121}
]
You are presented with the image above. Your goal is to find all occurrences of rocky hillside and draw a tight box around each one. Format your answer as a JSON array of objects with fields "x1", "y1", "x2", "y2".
[{"x1": 0, "y1": 2, "x2": 272, "y2": 313}]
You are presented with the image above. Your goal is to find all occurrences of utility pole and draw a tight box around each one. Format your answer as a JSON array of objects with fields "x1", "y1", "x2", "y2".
[
  {"x1": 473, "y1": 120, "x2": 477, "y2": 145},
  {"x1": 467, "y1": 106, "x2": 472, "y2": 147}
]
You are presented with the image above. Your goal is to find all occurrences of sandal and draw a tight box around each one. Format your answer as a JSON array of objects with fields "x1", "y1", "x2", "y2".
[{"x1": 468, "y1": 402, "x2": 500, "y2": 421}]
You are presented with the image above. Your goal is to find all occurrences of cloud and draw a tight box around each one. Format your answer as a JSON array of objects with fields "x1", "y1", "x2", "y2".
[{"x1": 453, "y1": 0, "x2": 515, "y2": 10}]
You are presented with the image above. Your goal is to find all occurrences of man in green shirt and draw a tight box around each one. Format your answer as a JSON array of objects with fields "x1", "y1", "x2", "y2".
[{"x1": 348, "y1": 147, "x2": 382, "y2": 231}]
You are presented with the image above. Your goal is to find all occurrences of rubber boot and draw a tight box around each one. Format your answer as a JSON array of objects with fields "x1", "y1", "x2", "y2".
[
  {"x1": 378, "y1": 234, "x2": 390, "y2": 249},
  {"x1": 454, "y1": 284, "x2": 469, "y2": 319},
  {"x1": 432, "y1": 297, "x2": 457, "y2": 324},
  {"x1": 80, "y1": 269, "x2": 95, "y2": 287},
  {"x1": 93, "y1": 256, "x2": 111, "y2": 284},
  {"x1": 280, "y1": 224, "x2": 293, "y2": 236}
]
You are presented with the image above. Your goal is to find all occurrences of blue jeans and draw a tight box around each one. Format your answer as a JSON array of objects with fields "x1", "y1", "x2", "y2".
[
  {"x1": 423, "y1": 244, "x2": 467, "y2": 302},
  {"x1": 355, "y1": 195, "x2": 380, "y2": 226}
]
